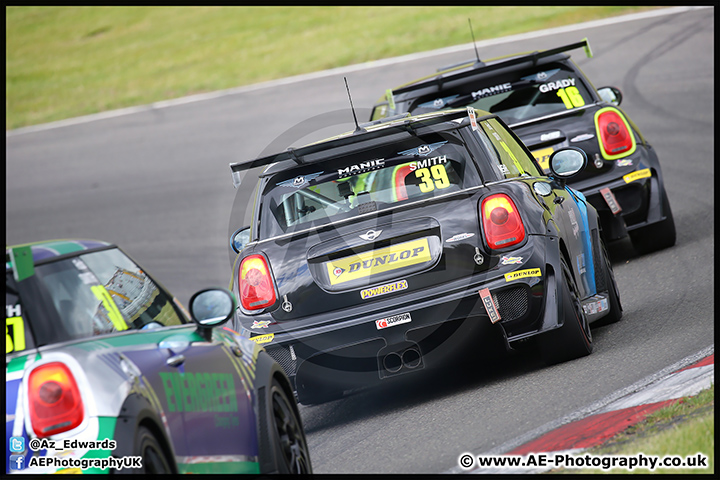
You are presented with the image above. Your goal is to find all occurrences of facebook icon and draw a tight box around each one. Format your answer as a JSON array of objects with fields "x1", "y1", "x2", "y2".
[{"x1": 9, "y1": 455, "x2": 25, "y2": 471}]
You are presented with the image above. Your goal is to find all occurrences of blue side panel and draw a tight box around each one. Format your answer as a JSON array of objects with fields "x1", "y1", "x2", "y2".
[{"x1": 567, "y1": 187, "x2": 596, "y2": 295}]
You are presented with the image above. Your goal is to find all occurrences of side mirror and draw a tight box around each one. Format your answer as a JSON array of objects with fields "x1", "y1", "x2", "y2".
[
  {"x1": 230, "y1": 226, "x2": 251, "y2": 254},
  {"x1": 188, "y1": 288, "x2": 236, "y2": 340},
  {"x1": 597, "y1": 86, "x2": 623, "y2": 106},
  {"x1": 549, "y1": 147, "x2": 587, "y2": 185}
]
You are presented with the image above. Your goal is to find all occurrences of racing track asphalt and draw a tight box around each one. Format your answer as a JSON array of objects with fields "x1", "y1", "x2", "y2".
[{"x1": 5, "y1": 6, "x2": 714, "y2": 474}]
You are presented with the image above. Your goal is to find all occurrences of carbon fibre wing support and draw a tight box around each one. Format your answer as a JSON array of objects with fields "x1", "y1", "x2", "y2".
[{"x1": 393, "y1": 39, "x2": 592, "y2": 96}]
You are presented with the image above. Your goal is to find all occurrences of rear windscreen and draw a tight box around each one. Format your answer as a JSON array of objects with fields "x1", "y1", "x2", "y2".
[
  {"x1": 260, "y1": 132, "x2": 479, "y2": 238},
  {"x1": 409, "y1": 63, "x2": 592, "y2": 125}
]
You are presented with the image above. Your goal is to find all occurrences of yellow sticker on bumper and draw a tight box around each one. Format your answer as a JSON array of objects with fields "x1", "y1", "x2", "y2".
[
  {"x1": 623, "y1": 168, "x2": 651, "y2": 184},
  {"x1": 361, "y1": 279, "x2": 408, "y2": 300},
  {"x1": 327, "y1": 238, "x2": 432, "y2": 286},
  {"x1": 504, "y1": 268, "x2": 542, "y2": 282},
  {"x1": 532, "y1": 147, "x2": 554, "y2": 172},
  {"x1": 250, "y1": 333, "x2": 274, "y2": 345}
]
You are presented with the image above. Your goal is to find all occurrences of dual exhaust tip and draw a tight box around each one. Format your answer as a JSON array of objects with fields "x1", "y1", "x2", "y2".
[{"x1": 382, "y1": 347, "x2": 422, "y2": 373}]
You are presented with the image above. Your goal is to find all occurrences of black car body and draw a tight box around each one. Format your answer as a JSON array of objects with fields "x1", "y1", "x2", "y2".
[
  {"x1": 228, "y1": 108, "x2": 622, "y2": 405},
  {"x1": 370, "y1": 40, "x2": 675, "y2": 254}
]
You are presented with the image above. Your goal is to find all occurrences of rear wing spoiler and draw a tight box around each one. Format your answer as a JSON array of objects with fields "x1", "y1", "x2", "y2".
[
  {"x1": 229, "y1": 109, "x2": 476, "y2": 187},
  {"x1": 7, "y1": 246, "x2": 34, "y2": 282},
  {"x1": 392, "y1": 38, "x2": 593, "y2": 96}
]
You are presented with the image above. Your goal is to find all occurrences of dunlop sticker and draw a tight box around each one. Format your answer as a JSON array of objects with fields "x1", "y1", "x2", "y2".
[
  {"x1": 327, "y1": 238, "x2": 431, "y2": 286},
  {"x1": 532, "y1": 147, "x2": 554, "y2": 171},
  {"x1": 623, "y1": 168, "x2": 651, "y2": 184},
  {"x1": 504, "y1": 268, "x2": 542, "y2": 282},
  {"x1": 250, "y1": 333, "x2": 274, "y2": 345},
  {"x1": 361, "y1": 279, "x2": 408, "y2": 300}
]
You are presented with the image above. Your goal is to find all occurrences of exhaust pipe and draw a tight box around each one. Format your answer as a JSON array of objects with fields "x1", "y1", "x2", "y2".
[
  {"x1": 382, "y1": 352, "x2": 403, "y2": 373},
  {"x1": 402, "y1": 348, "x2": 421, "y2": 369}
]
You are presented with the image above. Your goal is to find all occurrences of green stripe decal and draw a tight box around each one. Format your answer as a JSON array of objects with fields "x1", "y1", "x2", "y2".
[
  {"x1": 177, "y1": 461, "x2": 260, "y2": 474},
  {"x1": 6, "y1": 353, "x2": 34, "y2": 374},
  {"x1": 74, "y1": 327, "x2": 200, "y2": 351},
  {"x1": 80, "y1": 417, "x2": 118, "y2": 473},
  {"x1": 34, "y1": 240, "x2": 89, "y2": 255}
]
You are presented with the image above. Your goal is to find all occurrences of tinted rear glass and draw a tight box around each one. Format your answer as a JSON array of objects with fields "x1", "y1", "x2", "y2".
[
  {"x1": 260, "y1": 131, "x2": 479, "y2": 238},
  {"x1": 408, "y1": 63, "x2": 592, "y2": 125}
]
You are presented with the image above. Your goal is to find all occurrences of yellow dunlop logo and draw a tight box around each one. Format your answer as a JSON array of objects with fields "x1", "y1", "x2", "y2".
[
  {"x1": 361, "y1": 279, "x2": 408, "y2": 300},
  {"x1": 532, "y1": 147, "x2": 554, "y2": 171},
  {"x1": 504, "y1": 268, "x2": 542, "y2": 282},
  {"x1": 327, "y1": 238, "x2": 431, "y2": 286},
  {"x1": 623, "y1": 168, "x2": 651, "y2": 184},
  {"x1": 250, "y1": 333, "x2": 274, "y2": 345}
]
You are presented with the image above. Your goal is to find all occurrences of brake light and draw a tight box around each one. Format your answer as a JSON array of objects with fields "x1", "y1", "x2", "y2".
[
  {"x1": 28, "y1": 362, "x2": 84, "y2": 437},
  {"x1": 594, "y1": 107, "x2": 636, "y2": 159},
  {"x1": 239, "y1": 255, "x2": 277, "y2": 310},
  {"x1": 481, "y1": 194, "x2": 525, "y2": 249}
]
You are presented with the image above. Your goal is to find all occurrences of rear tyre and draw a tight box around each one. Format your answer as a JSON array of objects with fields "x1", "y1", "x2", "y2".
[
  {"x1": 629, "y1": 191, "x2": 676, "y2": 254},
  {"x1": 267, "y1": 378, "x2": 312, "y2": 474},
  {"x1": 132, "y1": 426, "x2": 172, "y2": 474},
  {"x1": 593, "y1": 241, "x2": 623, "y2": 327},
  {"x1": 540, "y1": 259, "x2": 593, "y2": 365}
]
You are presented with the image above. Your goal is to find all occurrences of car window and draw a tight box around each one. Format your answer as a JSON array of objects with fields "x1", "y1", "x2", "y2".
[
  {"x1": 409, "y1": 63, "x2": 591, "y2": 125},
  {"x1": 6, "y1": 273, "x2": 35, "y2": 354},
  {"x1": 476, "y1": 117, "x2": 543, "y2": 179},
  {"x1": 34, "y1": 248, "x2": 186, "y2": 343},
  {"x1": 260, "y1": 133, "x2": 478, "y2": 238}
]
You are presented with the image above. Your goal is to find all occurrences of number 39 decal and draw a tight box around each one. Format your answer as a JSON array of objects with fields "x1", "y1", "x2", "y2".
[{"x1": 415, "y1": 165, "x2": 451, "y2": 193}]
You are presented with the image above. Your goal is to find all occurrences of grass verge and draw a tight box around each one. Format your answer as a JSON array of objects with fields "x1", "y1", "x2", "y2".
[
  {"x1": 6, "y1": 6, "x2": 660, "y2": 129},
  {"x1": 553, "y1": 384, "x2": 714, "y2": 474}
]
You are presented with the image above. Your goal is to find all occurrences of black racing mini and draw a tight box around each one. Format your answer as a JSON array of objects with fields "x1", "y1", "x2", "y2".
[
  {"x1": 369, "y1": 40, "x2": 675, "y2": 254},
  {"x1": 228, "y1": 108, "x2": 622, "y2": 405}
]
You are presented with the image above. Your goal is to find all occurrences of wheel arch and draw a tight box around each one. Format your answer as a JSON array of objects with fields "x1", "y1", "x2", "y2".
[
  {"x1": 112, "y1": 393, "x2": 178, "y2": 474},
  {"x1": 253, "y1": 349, "x2": 303, "y2": 474}
]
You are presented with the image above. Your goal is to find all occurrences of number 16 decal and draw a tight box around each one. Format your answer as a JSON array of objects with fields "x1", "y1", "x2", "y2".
[{"x1": 557, "y1": 86, "x2": 585, "y2": 109}]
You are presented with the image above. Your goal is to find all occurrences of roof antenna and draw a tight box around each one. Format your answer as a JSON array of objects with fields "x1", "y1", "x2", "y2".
[
  {"x1": 468, "y1": 19, "x2": 484, "y2": 66},
  {"x1": 344, "y1": 77, "x2": 365, "y2": 134}
]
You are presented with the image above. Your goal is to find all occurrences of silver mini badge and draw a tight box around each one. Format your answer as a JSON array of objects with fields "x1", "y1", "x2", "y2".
[{"x1": 360, "y1": 229, "x2": 382, "y2": 241}]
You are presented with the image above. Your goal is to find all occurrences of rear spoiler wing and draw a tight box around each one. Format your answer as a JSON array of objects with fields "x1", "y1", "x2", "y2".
[
  {"x1": 229, "y1": 109, "x2": 475, "y2": 187},
  {"x1": 393, "y1": 38, "x2": 593, "y2": 96}
]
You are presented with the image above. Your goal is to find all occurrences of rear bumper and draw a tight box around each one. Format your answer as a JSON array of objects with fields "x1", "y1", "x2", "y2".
[
  {"x1": 238, "y1": 236, "x2": 567, "y2": 402},
  {"x1": 573, "y1": 147, "x2": 669, "y2": 241},
  {"x1": 584, "y1": 168, "x2": 667, "y2": 240}
]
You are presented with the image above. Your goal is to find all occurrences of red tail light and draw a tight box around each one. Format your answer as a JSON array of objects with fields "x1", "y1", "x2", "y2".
[
  {"x1": 28, "y1": 362, "x2": 84, "y2": 437},
  {"x1": 595, "y1": 108, "x2": 636, "y2": 159},
  {"x1": 481, "y1": 194, "x2": 526, "y2": 249},
  {"x1": 239, "y1": 254, "x2": 277, "y2": 310}
]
